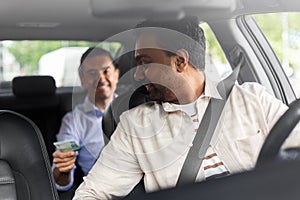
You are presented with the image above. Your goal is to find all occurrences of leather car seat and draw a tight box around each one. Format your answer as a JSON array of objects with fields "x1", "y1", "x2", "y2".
[
  {"x1": 12, "y1": 75, "x2": 60, "y2": 162},
  {"x1": 0, "y1": 110, "x2": 59, "y2": 200}
]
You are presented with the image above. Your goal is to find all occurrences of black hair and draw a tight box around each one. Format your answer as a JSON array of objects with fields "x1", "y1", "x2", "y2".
[
  {"x1": 79, "y1": 47, "x2": 117, "y2": 76},
  {"x1": 135, "y1": 16, "x2": 206, "y2": 70}
]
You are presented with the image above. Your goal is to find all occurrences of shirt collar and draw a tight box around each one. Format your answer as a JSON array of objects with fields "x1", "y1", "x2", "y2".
[
  {"x1": 82, "y1": 97, "x2": 103, "y2": 118},
  {"x1": 162, "y1": 77, "x2": 222, "y2": 112},
  {"x1": 82, "y1": 93, "x2": 118, "y2": 114},
  {"x1": 203, "y1": 77, "x2": 222, "y2": 100},
  {"x1": 82, "y1": 96, "x2": 98, "y2": 113}
]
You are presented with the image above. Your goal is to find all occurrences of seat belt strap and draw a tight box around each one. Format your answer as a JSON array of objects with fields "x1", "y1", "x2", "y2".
[{"x1": 176, "y1": 62, "x2": 241, "y2": 186}]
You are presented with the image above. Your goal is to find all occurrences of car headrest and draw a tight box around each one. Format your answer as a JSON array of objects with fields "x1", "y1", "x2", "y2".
[
  {"x1": 0, "y1": 81, "x2": 12, "y2": 89},
  {"x1": 13, "y1": 76, "x2": 56, "y2": 97}
]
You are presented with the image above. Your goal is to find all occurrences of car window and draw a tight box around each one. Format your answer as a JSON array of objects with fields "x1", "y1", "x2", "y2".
[
  {"x1": 254, "y1": 13, "x2": 300, "y2": 98},
  {"x1": 200, "y1": 23, "x2": 232, "y2": 81},
  {"x1": 0, "y1": 41, "x2": 121, "y2": 88},
  {"x1": 0, "y1": 27, "x2": 230, "y2": 91}
]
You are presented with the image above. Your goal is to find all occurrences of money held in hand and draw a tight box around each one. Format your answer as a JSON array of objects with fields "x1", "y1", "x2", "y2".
[{"x1": 54, "y1": 139, "x2": 80, "y2": 152}]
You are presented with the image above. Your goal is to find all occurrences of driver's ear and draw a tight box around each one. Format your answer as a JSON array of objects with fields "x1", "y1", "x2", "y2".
[{"x1": 175, "y1": 49, "x2": 189, "y2": 72}]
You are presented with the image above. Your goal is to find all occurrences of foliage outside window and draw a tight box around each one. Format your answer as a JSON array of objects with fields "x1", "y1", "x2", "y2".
[
  {"x1": 254, "y1": 13, "x2": 300, "y2": 97},
  {"x1": 0, "y1": 41, "x2": 121, "y2": 86}
]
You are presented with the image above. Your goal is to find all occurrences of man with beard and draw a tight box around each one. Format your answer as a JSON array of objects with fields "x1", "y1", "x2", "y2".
[
  {"x1": 73, "y1": 17, "x2": 300, "y2": 199},
  {"x1": 52, "y1": 47, "x2": 119, "y2": 191}
]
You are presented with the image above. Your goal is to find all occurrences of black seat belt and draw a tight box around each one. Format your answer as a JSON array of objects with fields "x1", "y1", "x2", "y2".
[{"x1": 176, "y1": 59, "x2": 242, "y2": 186}]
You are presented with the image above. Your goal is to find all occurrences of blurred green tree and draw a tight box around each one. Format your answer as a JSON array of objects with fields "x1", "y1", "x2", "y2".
[
  {"x1": 255, "y1": 13, "x2": 300, "y2": 72},
  {"x1": 6, "y1": 41, "x2": 120, "y2": 75}
]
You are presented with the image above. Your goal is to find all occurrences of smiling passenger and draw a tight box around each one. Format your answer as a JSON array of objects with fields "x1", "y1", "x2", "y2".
[{"x1": 52, "y1": 47, "x2": 119, "y2": 192}]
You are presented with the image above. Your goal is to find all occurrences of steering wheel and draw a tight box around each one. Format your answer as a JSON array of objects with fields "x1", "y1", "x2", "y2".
[{"x1": 256, "y1": 98, "x2": 300, "y2": 167}]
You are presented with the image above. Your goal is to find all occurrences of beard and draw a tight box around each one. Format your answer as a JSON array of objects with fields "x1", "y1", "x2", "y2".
[{"x1": 146, "y1": 83, "x2": 177, "y2": 103}]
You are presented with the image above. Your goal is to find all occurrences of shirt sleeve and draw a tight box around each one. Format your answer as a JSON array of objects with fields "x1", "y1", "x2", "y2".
[
  {"x1": 246, "y1": 82, "x2": 300, "y2": 148},
  {"x1": 53, "y1": 112, "x2": 80, "y2": 190},
  {"x1": 73, "y1": 113, "x2": 143, "y2": 199},
  {"x1": 51, "y1": 164, "x2": 76, "y2": 191},
  {"x1": 56, "y1": 112, "x2": 81, "y2": 143}
]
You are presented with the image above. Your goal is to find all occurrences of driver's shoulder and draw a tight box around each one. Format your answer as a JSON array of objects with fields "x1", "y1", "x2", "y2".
[
  {"x1": 233, "y1": 82, "x2": 266, "y2": 97},
  {"x1": 230, "y1": 82, "x2": 279, "y2": 106}
]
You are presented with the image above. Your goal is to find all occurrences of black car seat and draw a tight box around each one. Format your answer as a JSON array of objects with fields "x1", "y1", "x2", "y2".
[
  {"x1": 0, "y1": 110, "x2": 59, "y2": 200},
  {"x1": 11, "y1": 76, "x2": 60, "y2": 162}
]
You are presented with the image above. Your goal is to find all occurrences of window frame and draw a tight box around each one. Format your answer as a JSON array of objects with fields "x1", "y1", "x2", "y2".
[{"x1": 238, "y1": 15, "x2": 296, "y2": 104}]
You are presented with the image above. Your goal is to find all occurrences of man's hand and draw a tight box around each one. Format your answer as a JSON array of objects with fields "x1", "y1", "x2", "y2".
[{"x1": 53, "y1": 150, "x2": 77, "y2": 186}]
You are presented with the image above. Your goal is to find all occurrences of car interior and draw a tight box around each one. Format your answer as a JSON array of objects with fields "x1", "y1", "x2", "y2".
[
  {"x1": 0, "y1": 0, "x2": 300, "y2": 199},
  {"x1": 0, "y1": 110, "x2": 59, "y2": 200}
]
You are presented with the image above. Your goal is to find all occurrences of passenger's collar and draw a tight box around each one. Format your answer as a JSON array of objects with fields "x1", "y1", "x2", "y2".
[
  {"x1": 83, "y1": 96, "x2": 98, "y2": 113},
  {"x1": 82, "y1": 93, "x2": 118, "y2": 113},
  {"x1": 162, "y1": 78, "x2": 222, "y2": 112}
]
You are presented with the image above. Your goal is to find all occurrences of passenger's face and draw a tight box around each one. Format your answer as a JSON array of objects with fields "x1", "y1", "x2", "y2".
[
  {"x1": 134, "y1": 33, "x2": 183, "y2": 103},
  {"x1": 80, "y1": 55, "x2": 119, "y2": 103}
]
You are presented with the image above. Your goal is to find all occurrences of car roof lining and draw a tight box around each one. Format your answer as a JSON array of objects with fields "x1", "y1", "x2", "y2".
[{"x1": 1, "y1": 0, "x2": 300, "y2": 41}]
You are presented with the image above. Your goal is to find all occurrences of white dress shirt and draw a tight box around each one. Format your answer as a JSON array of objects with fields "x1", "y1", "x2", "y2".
[{"x1": 73, "y1": 80, "x2": 300, "y2": 199}]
